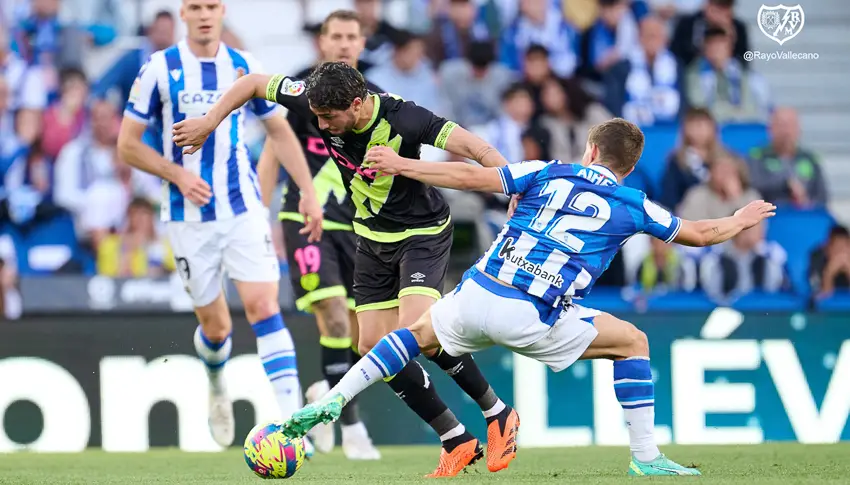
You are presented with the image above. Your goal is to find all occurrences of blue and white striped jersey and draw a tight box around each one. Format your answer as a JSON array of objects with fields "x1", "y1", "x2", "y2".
[
  {"x1": 476, "y1": 161, "x2": 682, "y2": 312},
  {"x1": 124, "y1": 40, "x2": 280, "y2": 222}
]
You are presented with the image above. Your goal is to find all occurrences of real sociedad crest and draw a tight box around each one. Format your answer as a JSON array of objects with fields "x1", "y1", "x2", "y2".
[{"x1": 758, "y1": 4, "x2": 805, "y2": 46}]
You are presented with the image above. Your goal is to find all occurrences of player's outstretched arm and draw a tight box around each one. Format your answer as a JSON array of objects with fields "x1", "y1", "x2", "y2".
[
  {"x1": 674, "y1": 200, "x2": 776, "y2": 247},
  {"x1": 262, "y1": 115, "x2": 323, "y2": 242},
  {"x1": 367, "y1": 146, "x2": 503, "y2": 192},
  {"x1": 118, "y1": 118, "x2": 211, "y2": 206},
  {"x1": 441, "y1": 125, "x2": 510, "y2": 168},
  {"x1": 172, "y1": 73, "x2": 273, "y2": 154}
]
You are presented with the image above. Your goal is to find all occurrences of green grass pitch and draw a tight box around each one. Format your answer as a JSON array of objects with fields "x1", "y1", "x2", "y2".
[{"x1": 0, "y1": 444, "x2": 847, "y2": 484}]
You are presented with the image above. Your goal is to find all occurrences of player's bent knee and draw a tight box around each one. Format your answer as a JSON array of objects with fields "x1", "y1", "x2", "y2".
[
  {"x1": 629, "y1": 326, "x2": 650, "y2": 357},
  {"x1": 357, "y1": 339, "x2": 378, "y2": 356},
  {"x1": 244, "y1": 297, "x2": 280, "y2": 323},
  {"x1": 313, "y1": 297, "x2": 350, "y2": 338}
]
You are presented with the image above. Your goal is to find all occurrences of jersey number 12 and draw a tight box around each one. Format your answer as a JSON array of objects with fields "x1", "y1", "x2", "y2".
[{"x1": 529, "y1": 178, "x2": 612, "y2": 252}]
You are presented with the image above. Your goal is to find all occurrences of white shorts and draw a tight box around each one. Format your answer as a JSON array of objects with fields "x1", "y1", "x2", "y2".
[
  {"x1": 430, "y1": 270, "x2": 600, "y2": 372},
  {"x1": 166, "y1": 210, "x2": 280, "y2": 307}
]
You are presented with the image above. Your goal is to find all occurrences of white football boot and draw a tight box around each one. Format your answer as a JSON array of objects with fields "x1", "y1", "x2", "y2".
[
  {"x1": 305, "y1": 380, "x2": 335, "y2": 453},
  {"x1": 342, "y1": 422, "x2": 381, "y2": 460},
  {"x1": 208, "y1": 386, "x2": 235, "y2": 448}
]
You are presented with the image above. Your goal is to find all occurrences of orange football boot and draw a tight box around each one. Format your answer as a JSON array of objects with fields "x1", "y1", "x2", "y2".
[
  {"x1": 486, "y1": 408, "x2": 520, "y2": 472},
  {"x1": 425, "y1": 439, "x2": 484, "y2": 478}
]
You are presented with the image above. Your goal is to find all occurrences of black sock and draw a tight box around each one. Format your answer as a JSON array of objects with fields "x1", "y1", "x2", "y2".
[
  {"x1": 427, "y1": 351, "x2": 508, "y2": 423},
  {"x1": 387, "y1": 360, "x2": 475, "y2": 452},
  {"x1": 321, "y1": 341, "x2": 360, "y2": 425},
  {"x1": 349, "y1": 347, "x2": 362, "y2": 366}
]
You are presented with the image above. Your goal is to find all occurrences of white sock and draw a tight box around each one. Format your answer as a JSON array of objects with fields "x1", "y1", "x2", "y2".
[
  {"x1": 439, "y1": 423, "x2": 466, "y2": 442},
  {"x1": 483, "y1": 399, "x2": 506, "y2": 418},
  {"x1": 332, "y1": 329, "x2": 419, "y2": 402},
  {"x1": 614, "y1": 357, "x2": 660, "y2": 462},
  {"x1": 252, "y1": 314, "x2": 301, "y2": 420},
  {"x1": 193, "y1": 326, "x2": 231, "y2": 394}
]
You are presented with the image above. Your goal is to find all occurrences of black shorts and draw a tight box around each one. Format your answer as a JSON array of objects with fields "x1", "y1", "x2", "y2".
[
  {"x1": 353, "y1": 223, "x2": 453, "y2": 312},
  {"x1": 282, "y1": 220, "x2": 356, "y2": 312}
]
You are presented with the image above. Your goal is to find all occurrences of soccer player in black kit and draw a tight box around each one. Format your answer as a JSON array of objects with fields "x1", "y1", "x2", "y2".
[
  {"x1": 174, "y1": 59, "x2": 521, "y2": 477},
  {"x1": 255, "y1": 10, "x2": 382, "y2": 461}
]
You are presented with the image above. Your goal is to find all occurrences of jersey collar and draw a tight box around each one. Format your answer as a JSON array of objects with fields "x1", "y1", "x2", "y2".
[{"x1": 586, "y1": 164, "x2": 619, "y2": 184}]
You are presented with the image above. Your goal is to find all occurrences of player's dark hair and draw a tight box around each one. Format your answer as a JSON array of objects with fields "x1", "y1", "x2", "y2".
[
  {"x1": 321, "y1": 10, "x2": 363, "y2": 35},
  {"x1": 587, "y1": 118, "x2": 645, "y2": 176},
  {"x1": 306, "y1": 61, "x2": 368, "y2": 111},
  {"x1": 708, "y1": 0, "x2": 735, "y2": 7}
]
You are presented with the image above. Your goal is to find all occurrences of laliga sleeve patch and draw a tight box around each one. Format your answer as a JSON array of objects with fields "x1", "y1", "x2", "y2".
[
  {"x1": 281, "y1": 78, "x2": 306, "y2": 97},
  {"x1": 128, "y1": 78, "x2": 142, "y2": 104}
]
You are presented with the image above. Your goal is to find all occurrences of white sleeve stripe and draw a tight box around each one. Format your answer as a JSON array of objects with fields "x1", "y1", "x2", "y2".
[
  {"x1": 497, "y1": 167, "x2": 509, "y2": 194},
  {"x1": 507, "y1": 160, "x2": 549, "y2": 179},
  {"x1": 664, "y1": 217, "x2": 683, "y2": 243}
]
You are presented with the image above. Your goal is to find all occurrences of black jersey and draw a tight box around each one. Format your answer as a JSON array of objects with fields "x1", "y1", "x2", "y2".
[
  {"x1": 278, "y1": 66, "x2": 383, "y2": 229},
  {"x1": 265, "y1": 74, "x2": 458, "y2": 243}
]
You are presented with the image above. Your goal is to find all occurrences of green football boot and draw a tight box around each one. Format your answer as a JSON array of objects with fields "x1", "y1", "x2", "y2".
[
  {"x1": 281, "y1": 393, "x2": 346, "y2": 439},
  {"x1": 628, "y1": 454, "x2": 702, "y2": 476}
]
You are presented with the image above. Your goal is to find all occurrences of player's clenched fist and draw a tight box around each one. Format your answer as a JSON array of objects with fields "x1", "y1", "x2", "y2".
[
  {"x1": 366, "y1": 145, "x2": 408, "y2": 175},
  {"x1": 173, "y1": 115, "x2": 216, "y2": 155},
  {"x1": 734, "y1": 200, "x2": 777, "y2": 228},
  {"x1": 175, "y1": 167, "x2": 212, "y2": 206}
]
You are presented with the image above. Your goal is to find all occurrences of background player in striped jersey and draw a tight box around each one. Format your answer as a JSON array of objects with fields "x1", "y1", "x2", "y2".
[
  {"x1": 255, "y1": 10, "x2": 381, "y2": 460},
  {"x1": 117, "y1": 0, "x2": 323, "y2": 451},
  {"x1": 281, "y1": 118, "x2": 777, "y2": 476}
]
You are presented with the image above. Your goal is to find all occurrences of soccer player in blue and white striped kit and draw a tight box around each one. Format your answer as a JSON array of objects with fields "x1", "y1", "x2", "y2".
[
  {"x1": 117, "y1": 0, "x2": 323, "y2": 451},
  {"x1": 282, "y1": 118, "x2": 777, "y2": 475}
]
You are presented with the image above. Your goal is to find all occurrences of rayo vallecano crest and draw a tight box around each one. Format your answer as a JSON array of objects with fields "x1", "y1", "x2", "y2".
[{"x1": 758, "y1": 4, "x2": 805, "y2": 45}]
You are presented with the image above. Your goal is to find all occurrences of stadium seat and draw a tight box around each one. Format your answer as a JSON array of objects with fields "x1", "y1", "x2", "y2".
[
  {"x1": 580, "y1": 287, "x2": 634, "y2": 312},
  {"x1": 636, "y1": 124, "x2": 679, "y2": 196},
  {"x1": 720, "y1": 123, "x2": 769, "y2": 156},
  {"x1": 15, "y1": 213, "x2": 87, "y2": 275},
  {"x1": 732, "y1": 292, "x2": 806, "y2": 312},
  {"x1": 645, "y1": 291, "x2": 716, "y2": 311},
  {"x1": 815, "y1": 292, "x2": 850, "y2": 312},
  {"x1": 765, "y1": 206, "x2": 835, "y2": 295}
]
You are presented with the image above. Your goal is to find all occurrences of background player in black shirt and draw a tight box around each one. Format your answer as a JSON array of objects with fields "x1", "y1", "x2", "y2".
[
  {"x1": 254, "y1": 10, "x2": 382, "y2": 460},
  {"x1": 174, "y1": 62, "x2": 520, "y2": 477}
]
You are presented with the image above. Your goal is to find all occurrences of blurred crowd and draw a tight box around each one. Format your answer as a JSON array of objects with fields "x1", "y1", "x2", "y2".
[{"x1": 0, "y1": 0, "x2": 846, "y2": 320}]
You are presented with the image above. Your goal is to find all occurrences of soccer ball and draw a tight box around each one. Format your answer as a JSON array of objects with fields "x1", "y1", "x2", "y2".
[{"x1": 243, "y1": 421, "x2": 306, "y2": 479}]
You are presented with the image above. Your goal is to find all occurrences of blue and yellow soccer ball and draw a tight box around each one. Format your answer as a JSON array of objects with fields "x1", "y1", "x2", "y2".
[{"x1": 243, "y1": 421, "x2": 306, "y2": 479}]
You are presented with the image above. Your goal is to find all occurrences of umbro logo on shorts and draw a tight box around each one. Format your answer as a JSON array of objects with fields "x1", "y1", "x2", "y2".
[{"x1": 411, "y1": 272, "x2": 426, "y2": 283}]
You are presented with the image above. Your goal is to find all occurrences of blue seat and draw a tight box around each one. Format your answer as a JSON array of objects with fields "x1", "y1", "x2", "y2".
[
  {"x1": 732, "y1": 292, "x2": 805, "y2": 311},
  {"x1": 645, "y1": 291, "x2": 716, "y2": 311},
  {"x1": 637, "y1": 125, "x2": 679, "y2": 196},
  {"x1": 815, "y1": 292, "x2": 850, "y2": 312},
  {"x1": 765, "y1": 206, "x2": 835, "y2": 295},
  {"x1": 15, "y1": 213, "x2": 84, "y2": 275},
  {"x1": 720, "y1": 123, "x2": 769, "y2": 157}
]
